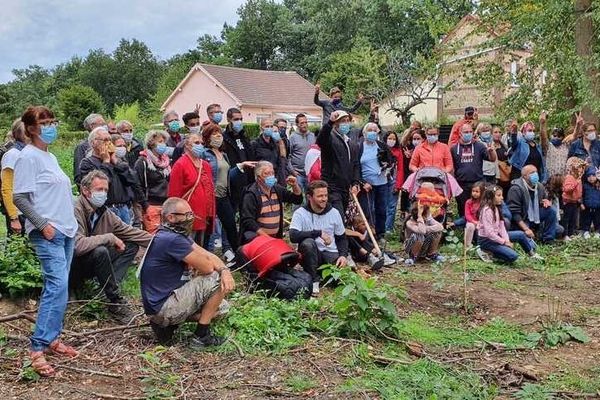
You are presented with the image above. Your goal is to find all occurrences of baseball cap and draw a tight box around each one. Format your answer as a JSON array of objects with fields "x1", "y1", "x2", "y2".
[{"x1": 331, "y1": 110, "x2": 350, "y2": 122}]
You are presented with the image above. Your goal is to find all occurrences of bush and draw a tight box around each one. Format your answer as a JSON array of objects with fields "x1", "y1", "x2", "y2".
[
  {"x1": 57, "y1": 84, "x2": 105, "y2": 130},
  {"x1": 0, "y1": 235, "x2": 42, "y2": 297},
  {"x1": 112, "y1": 102, "x2": 141, "y2": 127}
]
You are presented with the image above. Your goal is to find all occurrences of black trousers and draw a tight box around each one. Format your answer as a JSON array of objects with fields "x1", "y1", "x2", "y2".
[
  {"x1": 581, "y1": 207, "x2": 600, "y2": 232},
  {"x1": 69, "y1": 242, "x2": 138, "y2": 301},
  {"x1": 348, "y1": 236, "x2": 375, "y2": 262},
  {"x1": 217, "y1": 196, "x2": 239, "y2": 251},
  {"x1": 329, "y1": 189, "x2": 349, "y2": 223},
  {"x1": 563, "y1": 202, "x2": 579, "y2": 236},
  {"x1": 298, "y1": 238, "x2": 339, "y2": 282}
]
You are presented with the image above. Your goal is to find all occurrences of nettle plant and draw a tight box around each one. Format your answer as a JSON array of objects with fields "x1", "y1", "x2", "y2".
[{"x1": 0, "y1": 235, "x2": 42, "y2": 297}]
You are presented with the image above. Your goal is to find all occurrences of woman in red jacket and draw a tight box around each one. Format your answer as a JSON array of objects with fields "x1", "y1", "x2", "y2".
[{"x1": 168, "y1": 133, "x2": 215, "y2": 247}]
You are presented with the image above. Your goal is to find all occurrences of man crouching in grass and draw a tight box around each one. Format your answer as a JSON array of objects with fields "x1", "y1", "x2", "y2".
[{"x1": 140, "y1": 197, "x2": 235, "y2": 346}]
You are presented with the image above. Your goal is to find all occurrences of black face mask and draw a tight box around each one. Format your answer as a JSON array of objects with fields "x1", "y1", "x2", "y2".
[{"x1": 163, "y1": 216, "x2": 194, "y2": 236}]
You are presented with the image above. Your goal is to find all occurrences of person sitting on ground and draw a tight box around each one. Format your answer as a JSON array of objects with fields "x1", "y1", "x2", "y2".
[
  {"x1": 478, "y1": 185, "x2": 541, "y2": 263},
  {"x1": 140, "y1": 197, "x2": 235, "y2": 346},
  {"x1": 240, "y1": 160, "x2": 303, "y2": 243},
  {"x1": 289, "y1": 180, "x2": 348, "y2": 295},
  {"x1": 314, "y1": 84, "x2": 364, "y2": 123},
  {"x1": 403, "y1": 202, "x2": 445, "y2": 265},
  {"x1": 507, "y1": 164, "x2": 557, "y2": 245},
  {"x1": 463, "y1": 181, "x2": 486, "y2": 251},
  {"x1": 71, "y1": 170, "x2": 152, "y2": 323},
  {"x1": 345, "y1": 216, "x2": 386, "y2": 271}
]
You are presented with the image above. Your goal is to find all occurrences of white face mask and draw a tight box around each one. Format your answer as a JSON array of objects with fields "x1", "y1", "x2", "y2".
[
  {"x1": 189, "y1": 126, "x2": 201, "y2": 134},
  {"x1": 115, "y1": 146, "x2": 127, "y2": 158},
  {"x1": 89, "y1": 191, "x2": 108, "y2": 208},
  {"x1": 587, "y1": 131, "x2": 597, "y2": 141}
]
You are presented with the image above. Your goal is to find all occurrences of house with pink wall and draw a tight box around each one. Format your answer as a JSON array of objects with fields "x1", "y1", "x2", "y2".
[{"x1": 161, "y1": 63, "x2": 327, "y2": 125}]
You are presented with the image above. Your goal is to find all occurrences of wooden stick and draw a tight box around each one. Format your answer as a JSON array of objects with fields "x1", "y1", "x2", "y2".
[
  {"x1": 58, "y1": 364, "x2": 123, "y2": 378},
  {"x1": 0, "y1": 311, "x2": 37, "y2": 324},
  {"x1": 66, "y1": 322, "x2": 150, "y2": 338},
  {"x1": 351, "y1": 192, "x2": 382, "y2": 256}
]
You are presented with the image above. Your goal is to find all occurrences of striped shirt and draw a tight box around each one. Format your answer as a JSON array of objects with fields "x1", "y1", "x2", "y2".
[{"x1": 257, "y1": 191, "x2": 281, "y2": 236}]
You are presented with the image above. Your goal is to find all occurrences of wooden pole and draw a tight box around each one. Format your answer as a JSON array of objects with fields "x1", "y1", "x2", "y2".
[{"x1": 351, "y1": 192, "x2": 382, "y2": 256}]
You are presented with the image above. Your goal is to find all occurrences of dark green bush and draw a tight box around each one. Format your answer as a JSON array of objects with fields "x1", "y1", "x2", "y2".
[{"x1": 0, "y1": 235, "x2": 42, "y2": 297}]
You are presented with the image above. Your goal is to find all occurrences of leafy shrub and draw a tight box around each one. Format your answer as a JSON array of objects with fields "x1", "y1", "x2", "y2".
[
  {"x1": 514, "y1": 383, "x2": 555, "y2": 400},
  {"x1": 112, "y1": 102, "x2": 141, "y2": 127},
  {"x1": 0, "y1": 235, "x2": 42, "y2": 297},
  {"x1": 321, "y1": 264, "x2": 403, "y2": 339},
  {"x1": 57, "y1": 84, "x2": 105, "y2": 130},
  {"x1": 525, "y1": 322, "x2": 589, "y2": 348}
]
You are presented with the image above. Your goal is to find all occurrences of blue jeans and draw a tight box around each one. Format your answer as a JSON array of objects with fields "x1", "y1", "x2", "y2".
[
  {"x1": 29, "y1": 229, "x2": 75, "y2": 351},
  {"x1": 110, "y1": 204, "x2": 132, "y2": 225},
  {"x1": 359, "y1": 183, "x2": 389, "y2": 239},
  {"x1": 512, "y1": 206, "x2": 557, "y2": 243},
  {"x1": 385, "y1": 181, "x2": 399, "y2": 232},
  {"x1": 479, "y1": 231, "x2": 535, "y2": 263}
]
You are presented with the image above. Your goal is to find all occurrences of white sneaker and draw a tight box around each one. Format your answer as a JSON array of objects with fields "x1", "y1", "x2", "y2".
[
  {"x1": 404, "y1": 258, "x2": 415, "y2": 266},
  {"x1": 564, "y1": 235, "x2": 571, "y2": 242},
  {"x1": 223, "y1": 249, "x2": 235, "y2": 263},
  {"x1": 214, "y1": 238, "x2": 222, "y2": 249},
  {"x1": 383, "y1": 253, "x2": 396, "y2": 267},
  {"x1": 583, "y1": 231, "x2": 591, "y2": 239},
  {"x1": 312, "y1": 282, "x2": 320, "y2": 295},
  {"x1": 476, "y1": 248, "x2": 493, "y2": 263},
  {"x1": 368, "y1": 254, "x2": 384, "y2": 270},
  {"x1": 529, "y1": 252, "x2": 544, "y2": 261},
  {"x1": 346, "y1": 256, "x2": 356, "y2": 268}
]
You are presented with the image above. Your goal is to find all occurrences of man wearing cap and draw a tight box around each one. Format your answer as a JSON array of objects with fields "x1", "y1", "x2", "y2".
[
  {"x1": 314, "y1": 84, "x2": 364, "y2": 125},
  {"x1": 316, "y1": 110, "x2": 361, "y2": 219},
  {"x1": 449, "y1": 106, "x2": 479, "y2": 146}
]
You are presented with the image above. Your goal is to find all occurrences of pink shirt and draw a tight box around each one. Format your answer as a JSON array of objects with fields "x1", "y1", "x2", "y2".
[{"x1": 477, "y1": 206, "x2": 509, "y2": 244}]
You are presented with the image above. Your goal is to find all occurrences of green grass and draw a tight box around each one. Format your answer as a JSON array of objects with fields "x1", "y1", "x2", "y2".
[
  {"x1": 492, "y1": 280, "x2": 524, "y2": 291},
  {"x1": 284, "y1": 374, "x2": 318, "y2": 393},
  {"x1": 121, "y1": 267, "x2": 140, "y2": 299},
  {"x1": 545, "y1": 368, "x2": 600, "y2": 393}
]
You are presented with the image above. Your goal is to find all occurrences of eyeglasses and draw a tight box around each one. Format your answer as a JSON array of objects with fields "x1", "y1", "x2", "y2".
[{"x1": 170, "y1": 211, "x2": 195, "y2": 219}]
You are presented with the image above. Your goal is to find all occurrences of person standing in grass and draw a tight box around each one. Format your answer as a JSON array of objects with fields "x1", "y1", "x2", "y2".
[
  {"x1": 562, "y1": 157, "x2": 587, "y2": 240},
  {"x1": 13, "y1": 106, "x2": 79, "y2": 377},
  {"x1": 1, "y1": 118, "x2": 28, "y2": 235}
]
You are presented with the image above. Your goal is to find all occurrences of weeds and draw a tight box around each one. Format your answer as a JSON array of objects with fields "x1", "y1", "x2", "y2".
[
  {"x1": 139, "y1": 346, "x2": 181, "y2": 400},
  {"x1": 284, "y1": 374, "x2": 318, "y2": 393},
  {"x1": 526, "y1": 298, "x2": 590, "y2": 348},
  {"x1": 514, "y1": 383, "x2": 556, "y2": 400},
  {"x1": 0, "y1": 235, "x2": 42, "y2": 297}
]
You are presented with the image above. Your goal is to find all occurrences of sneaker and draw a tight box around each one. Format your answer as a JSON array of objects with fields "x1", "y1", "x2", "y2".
[
  {"x1": 223, "y1": 249, "x2": 235, "y2": 263},
  {"x1": 191, "y1": 332, "x2": 226, "y2": 348},
  {"x1": 382, "y1": 253, "x2": 396, "y2": 267},
  {"x1": 213, "y1": 238, "x2": 222, "y2": 249},
  {"x1": 346, "y1": 256, "x2": 356, "y2": 268},
  {"x1": 368, "y1": 254, "x2": 384, "y2": 271},
  {"x1": 529, "y1": 252, "x2": 545, "y2": 261},
  {"x1": 476, "y1": 248, "x2": 493, "y2": 263},
  {"x1": 583, "y1": 231, "x2": 591, "y2": 239},
  {"x1": 564, "y1": 235, "x2": 571, "y2": 242},
  {"x1": 426, "y1": 253, "x2": 446, "y2": 263},
  {"x1": 404, "y1": 258, "x2": 415, "y2": 266},
  {"x1": 312, "y1": 282, "x2": 320, "y2": 295},
  {"x1": 149, "y1": 321, "x2": 176, "y2": 345},
  {"x1": 107, "y1": 301, "x2": 137, "y2": 325}
]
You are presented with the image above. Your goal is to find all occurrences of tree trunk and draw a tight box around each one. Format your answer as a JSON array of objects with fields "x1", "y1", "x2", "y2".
[{"x1": 575, "y1": 0, "x2": 599, "y2": 124}]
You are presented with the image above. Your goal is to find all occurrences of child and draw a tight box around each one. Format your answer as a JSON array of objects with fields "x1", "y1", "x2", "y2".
[
  {"x1": 546, "y1": 174, "x2": 565, "y2": 238},
  {"x1": 562, "y1": 157, "x2": 587, "y2": 240},
  {"x1": 464, "y1": 181, "x2": 486, "y2": 250},
  {"x1": 346, "y1": 216, "x2": 395, "y2": 270},
  {"x1": 313, "y1": 85, "x2": 363, "y2": 123},
  {"x1": 403, "y1": 202, "x2": 445, "y2": 265},
  {"x1": 581, "y1": 166, "x2": 600, "y2": 238},
  {"x1": 477, "y1": 186, "x2": 543, "y2": 263}
]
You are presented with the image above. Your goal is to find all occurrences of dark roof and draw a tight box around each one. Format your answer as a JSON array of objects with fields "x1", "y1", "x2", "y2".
[{"x1": 199, "y1": 63, "x2": 328, "y2": 107}]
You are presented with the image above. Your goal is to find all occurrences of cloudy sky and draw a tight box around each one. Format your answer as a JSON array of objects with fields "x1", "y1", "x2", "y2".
[{"x1": 0, "y1": 0, "x2": 245, "y2": 83}]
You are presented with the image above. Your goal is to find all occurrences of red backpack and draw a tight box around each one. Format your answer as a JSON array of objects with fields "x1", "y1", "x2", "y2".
[{"x1": 240, "y1": 235, "x2": 300, "y2": 277}]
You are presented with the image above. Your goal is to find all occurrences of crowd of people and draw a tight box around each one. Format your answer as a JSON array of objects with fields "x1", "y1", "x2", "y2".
[{"x1": 2, "y1": 87, "x2": 600, "y2": 376}]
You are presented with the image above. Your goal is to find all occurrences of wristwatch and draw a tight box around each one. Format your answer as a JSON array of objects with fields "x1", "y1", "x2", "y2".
[{"x1": 215, "y1": 266, "x2": 230, "y2": 275}]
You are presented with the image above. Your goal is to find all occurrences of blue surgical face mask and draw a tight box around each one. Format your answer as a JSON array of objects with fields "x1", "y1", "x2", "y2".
[
  {"x1": 263, "y1": 127, "x2": 273, "y2": 137},
  {"x1": 366, "y1": 131, "x2": 378, "y2": 142},
  {"x1": 232, "y1": 120, "x2": 243, "y2": 133},
  {"x1": 524, "y1": 131, "x2": 535, "y2": 141},
  {"x1": 168, "y1": 120, "x2": 181, "y2": 133},
  {"x1": 115, "y1": 146, "x2": 127, "y2": 158},
  {"x1": 270, "y1": 130, "x2": 281, "y2": 142},
  {"x1": 528, "y1": 172, "x2": 540, "y2": 186},
  {"x1": 426, "y1": 134, "x2": 438, "y2": 144},
  {"x1": 89, "y1": 191, "x2": 108, "y2": 208},
  {"x1": 462, "y1": 133, "x2": 473, "y2": 143},
  {"x1": 264, "y1": 175, "x2": 277, "y2": 188},
  {"x1": 40, "y1": 125, "x2": 58, "y2": 144},
  {"x1": 155, "y1": 143, "x2": 167, "y2": 155},
  {"x1": 212, "y1": 112, "x2": 223, "y2": 124},
  {"x1": 338, "y1": 123, "x2": 351, "y2": 135},
  {"x1": 192, "y1": 144, "x2": 206, "y2": 158},
  {"x1": 550, "y1": 138, "x2": 563, "y2": 147},
  {"x1": 480, "y1": 132, "x2": 492, "y2": 142}
]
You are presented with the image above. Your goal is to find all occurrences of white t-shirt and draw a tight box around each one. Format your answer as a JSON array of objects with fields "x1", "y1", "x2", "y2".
[
  {"x1": 290, "y1": 206, "x2": 345, "y2": 252},
  {"x1": 1, "y1": 148, "x2": 21, "y2": 170},
  {"x1": 13, "y1": 145, "x2": 78, "y2": 237}
]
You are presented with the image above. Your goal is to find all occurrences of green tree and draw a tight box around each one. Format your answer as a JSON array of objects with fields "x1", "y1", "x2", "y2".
[{"x1": 57, "y1": 84, "x2": 105, "y2": 130}]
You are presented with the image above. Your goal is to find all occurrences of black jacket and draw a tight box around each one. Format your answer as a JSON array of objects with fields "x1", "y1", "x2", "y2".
[
  {"x1": 134, "y1": 157, "x2": 169, "y2": 206},
  {"x1": 316, "y1": 121, "x2": 361, "y2": 193},
  {"x1": 507, "y1": 178, "x2": 549, "y2": 224},
  {"x1": 239, "y1": 182, "x2": 303, "y2": 242},
  {"x1": 125, "y1": 138, "x2": 144, "y2": 168},
  {"x1": 251, "y1": 135, "x2": 291, "y2": 185},
  {"x1": 223, "y1": 125, "x2": 255, "y2": 208}
]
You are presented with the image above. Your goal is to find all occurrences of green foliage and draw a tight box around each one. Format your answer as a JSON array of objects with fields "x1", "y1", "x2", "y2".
[
  {"x1": 57, "y1": 84, "x2": 105, "y2": 130},
  {"x1": 526, "y1": 322, "x2": 590, "y2": 348},
  {"x1": 19, "y1": 359, "x2": 41, "y2": 382},
  {"x1": 139, "y1": 346, "x2": 180, "y2": 400},
  {"x1": 514, "y1": 383, "x2": 556, "y2": 400},
  {"x1": 321, "y1": 264, "x2": 403, "y2": 339},
  {"x1": 112, "y1": 102, "x2": 141, "y2": 127},
  {"x1": 0, "y1": 235, "x2": 42, "y2": 297},
  {"x1": 242, "y1": 123, "x2": 261, "y2": 139},
  {"x1": 343, "y1": 359, "x2": 497, "y2": 399},
  {"x1": 284, "y1": 374, "x2": 317, "y2": 393}
]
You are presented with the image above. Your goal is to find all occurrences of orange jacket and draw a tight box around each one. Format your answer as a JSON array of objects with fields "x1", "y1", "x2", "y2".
[
  {"x1": 409, "y1": 142, "x2": 453, "y2": 173},
  {"x1": 562, "y1": 174, "x2": 583, "y2": 204}
]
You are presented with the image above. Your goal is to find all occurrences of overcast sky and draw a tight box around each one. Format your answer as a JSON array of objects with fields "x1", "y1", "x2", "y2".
[{"x1": 0, "y1": 0, "x2": 245, "y2": 83}]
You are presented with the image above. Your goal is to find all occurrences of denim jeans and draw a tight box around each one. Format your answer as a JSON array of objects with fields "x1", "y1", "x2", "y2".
[
  {"x1": 479, "y1": 230, "x2": 535, "y2": 263},
  {"x1": 359, "y1": 183, "x2": 389, "y2": 239},
  {"x1": 385, "y1": 181, "x2": 399, "y2": 232},
  {"x1": 29, "y1": 229, "x2": 75, "y2": 351},
  {"x1": 109, "y1": 204, "x2": 132, "y2": 225}
]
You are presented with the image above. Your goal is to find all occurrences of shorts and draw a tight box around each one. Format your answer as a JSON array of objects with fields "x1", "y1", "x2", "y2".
[{"x1": 150, "y1": 272, "x2": 221, "y2": 327}]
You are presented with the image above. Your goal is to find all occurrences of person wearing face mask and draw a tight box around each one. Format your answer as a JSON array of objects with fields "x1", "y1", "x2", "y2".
[
  {"x1": 289, "y1": 113, "x2": 316, "y2": 192},
  {"x1": 171, "y1": 111, "x2": 201, "y2": 166},
  {"x1": 252, "y1": 118, "x2": 292, "y2": 185},
  {"x1": 135, "y1": 131, "x2": 171, "y2": 234},
  {"x1": 315, "y1": 110, "x2": 362, "y2": 220},
  {"x1": 451, "y1": 123, "x2": 497, "y2": 218},
  {"x1": 409, "y1": 126, "x2": 453, "y2": 173},
  {"x1": 13, "y1": 106, "x2": 79, "y2": 377},
  {"x1": 116, "y1": 120, "x2": 144, "y2": 168},
  {"x1": 168, "y1": 133, "x2": 216, "y2": 248},
  {"x1": 206, "y1": 103, "x2": 224, "y2": 126},
  {"x1": 507, "y1": 164, "x2": 557, "y2": 246},
  {"x1": 239, "y1": 160, "x2": 303, "y2": 244},
  {"x1": 70, "y1": 170, "x2": 151, "y2": 324},
  {"x1": 449, "y1": 106, "x2": 479, "y2": 146},
  {"x1": 222, "y1": 107, "x2": 255, "y2": 211},
  {"x1": 314, "y1": 84, "x2": 364, "y2": 125},
  {"x1": 202, "y1": 123, "x2": 256, "y2": 260},
  {"x1": 397, "y1": 129, "x2": 426, "y2": 216},
  {"x1": 476, "y1": 123, "x2": 500, "y2": 183},
  {"x1": 274, "y1": 118, "x2": 291, "y2": 156},
  {"x1": 384, "y1": 131, "x2": 403, "y2": 232},
  {"x1": 163, "y1": 110, "x2": 183, "y2": 160},
  {"x1": 357, "y1": 123, "x2": 394, "y2": 241},
  {"x1": 568, "y1": 121, "x2": 600, "y2": 168},
  {"x1": 1, "y1": 119, "x2": 29, "y2": 235},
  {"x1": 140, "y1": 197, "x2": 235, "y2": 347},
  {"x1": 74, "y1": 113, "x2": 107, "y2": 183},
  {"x1": 509, "y1": 120, "x2": 547, "y2": 182}
]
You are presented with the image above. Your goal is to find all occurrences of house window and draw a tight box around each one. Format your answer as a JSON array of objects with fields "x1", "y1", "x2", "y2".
[{"x1": 510, "y1": 61, "x2": 519, "y2": 87}]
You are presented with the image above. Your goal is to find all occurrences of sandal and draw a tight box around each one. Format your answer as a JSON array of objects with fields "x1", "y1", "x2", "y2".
[
  {"x1": 46, "y1": 340, "x2": 79, "y2": 358},
  {"x1": 29, "y1": 351, "x2": 55, "y2": 377}
]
